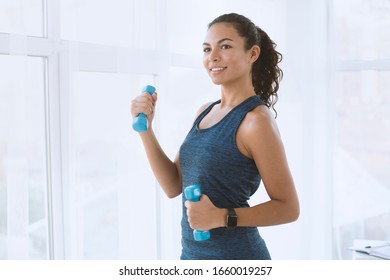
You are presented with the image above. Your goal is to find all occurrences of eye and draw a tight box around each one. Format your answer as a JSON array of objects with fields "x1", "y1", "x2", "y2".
[
  {"x1": 203, "y1": 47, "x2": 211, "y2": 53},
  {"x1": 221, "y1": 44, "x2": 232, "y2": 50}
]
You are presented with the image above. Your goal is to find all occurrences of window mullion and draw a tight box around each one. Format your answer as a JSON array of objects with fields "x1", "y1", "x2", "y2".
[{"x1": 45, "y1": 0, "x2": 64, "y2": 260}]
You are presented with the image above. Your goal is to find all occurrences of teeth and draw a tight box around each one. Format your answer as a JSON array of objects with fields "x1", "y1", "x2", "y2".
[{"x1": 211, "y1": 67, "x2": 225, "y2": 72}]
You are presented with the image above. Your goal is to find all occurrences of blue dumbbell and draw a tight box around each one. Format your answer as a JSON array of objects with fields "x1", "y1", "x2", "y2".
[
  {"x1": 184, "y1": 184, "x2": 211, "y2": 241},
  {"x1": 132, "y1": 85, "x2": 156, "y2": 132}
]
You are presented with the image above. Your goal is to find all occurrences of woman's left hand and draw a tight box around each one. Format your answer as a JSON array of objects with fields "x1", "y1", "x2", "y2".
[{"x1": 184, "y1": 194, "x2": 226, "y2": 231}]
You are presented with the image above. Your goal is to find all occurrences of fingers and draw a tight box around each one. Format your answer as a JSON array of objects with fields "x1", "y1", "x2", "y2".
[
  {"x1": 185, "y1": 195, "x2": 212, "y2": 230},
  {"x1": 185, "y1": 200, "x2": 196, "y2": 229},
  {"x1": 130, "y1": 92, "x2": 157, "y2": 118},
  {"x1": 151, "y1": 91, "x2": 158, "y2": 103}
]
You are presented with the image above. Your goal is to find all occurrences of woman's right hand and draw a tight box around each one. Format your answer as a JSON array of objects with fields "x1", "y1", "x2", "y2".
[{"x1": 130, "y1": 90, "x2": 158, "y2": 128}]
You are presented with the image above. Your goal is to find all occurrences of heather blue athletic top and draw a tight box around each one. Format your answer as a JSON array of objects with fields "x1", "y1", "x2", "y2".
[{"x1": 179, "y1": 95, "x2": 271, "y2": 260}]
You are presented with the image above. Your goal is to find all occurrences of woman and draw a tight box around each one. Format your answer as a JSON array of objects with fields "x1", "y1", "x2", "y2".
[{"x1": 131, "y1": 13, "x2": 299, "y2": 260}]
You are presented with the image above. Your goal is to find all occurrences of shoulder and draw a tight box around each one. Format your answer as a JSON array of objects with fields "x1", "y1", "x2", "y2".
[
  {"x1": 237, "y1": 105, "x2": 282, "y2": 156},
  {"x1": 193, "y1": 101, "x2": 214, "y2": 120},
  {"x1": 242, "y1": 105, "x2": 279, "y2": 135}
]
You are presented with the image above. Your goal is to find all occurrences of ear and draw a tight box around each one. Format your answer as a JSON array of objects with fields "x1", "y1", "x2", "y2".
[{"x1": 249, "y1": 45, "x2": 260, "y2": 63}]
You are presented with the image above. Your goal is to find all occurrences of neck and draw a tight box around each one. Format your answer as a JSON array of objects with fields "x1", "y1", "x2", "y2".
[{"x1": 219, "y1": 80, "x2": 256, "y2": 109}]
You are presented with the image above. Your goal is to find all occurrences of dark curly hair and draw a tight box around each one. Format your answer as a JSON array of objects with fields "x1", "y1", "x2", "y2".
[{"x1": 208, "y1": 13, "x2": 283, "y2": 117}]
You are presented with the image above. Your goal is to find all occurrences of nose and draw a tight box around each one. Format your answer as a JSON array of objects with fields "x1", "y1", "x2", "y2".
[{"x1": 208, "y1": 48, "x2": 220, "y2": 62}]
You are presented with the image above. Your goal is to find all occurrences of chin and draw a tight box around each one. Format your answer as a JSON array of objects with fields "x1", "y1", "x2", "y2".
[{"x1": 209, "y1": 77, "x2": 223, "y2": 85}]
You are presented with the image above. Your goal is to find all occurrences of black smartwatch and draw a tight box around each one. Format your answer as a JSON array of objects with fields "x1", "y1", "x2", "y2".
[{"x1": 226, "y1": 208, "x2": 238, "y2": 229}]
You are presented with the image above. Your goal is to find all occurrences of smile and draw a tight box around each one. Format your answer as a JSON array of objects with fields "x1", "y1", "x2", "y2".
[{"x1": 210, "y1": 67, "x2": 227, "y2": 72}]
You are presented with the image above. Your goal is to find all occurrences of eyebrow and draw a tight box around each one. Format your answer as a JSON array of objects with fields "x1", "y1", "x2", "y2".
[{"x1": 202, "y1": 38, "x2": 234, "y2": 46}]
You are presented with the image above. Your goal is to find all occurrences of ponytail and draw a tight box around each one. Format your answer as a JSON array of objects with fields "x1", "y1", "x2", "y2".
[
  {"x1": 208, "y1": 13, "x2": 283, "y2": 117},
  {"x1": 253, "y1": 27, "x2": 283, "y2": 117}
]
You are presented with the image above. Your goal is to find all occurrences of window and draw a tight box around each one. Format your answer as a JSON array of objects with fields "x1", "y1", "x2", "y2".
[
  {"x1": 63, "y1": 72, "x2": 158, "y2": 259},
  {"x1": 332, "y1": 0, "x2": 390, "y2": 259},
  {"x1": 0, "y1": 55, "x2": 48, "y2": 259},
  {"x1": 0, "y1": 0, "x2": 45, "y2": 37}
]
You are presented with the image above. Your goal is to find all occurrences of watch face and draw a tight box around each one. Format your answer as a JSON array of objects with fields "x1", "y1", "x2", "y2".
[
  {"x1": 228, "y1": 216, "x2": 237, "y2": 228},
  {"x1": 227, "y1": 209, "x2": 238, "y2": 228}
]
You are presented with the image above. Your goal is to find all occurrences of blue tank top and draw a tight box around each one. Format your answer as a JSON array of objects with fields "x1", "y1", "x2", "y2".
[{"x1": 179, "y1": 95, "x2": 271, "y2": 260}]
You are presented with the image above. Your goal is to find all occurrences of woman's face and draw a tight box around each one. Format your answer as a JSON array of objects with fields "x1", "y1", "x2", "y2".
[{"x1": 202, "y1": 23, "x2": 256, "y2": 86}]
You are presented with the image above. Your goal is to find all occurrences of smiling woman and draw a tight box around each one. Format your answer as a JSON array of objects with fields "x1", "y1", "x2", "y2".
[
  {"x1": 131, "y1": 13, "x2": 299, "y2": 260},
  {"x1": 202, "y1": 31, "x2": 257, "y2": 88}
]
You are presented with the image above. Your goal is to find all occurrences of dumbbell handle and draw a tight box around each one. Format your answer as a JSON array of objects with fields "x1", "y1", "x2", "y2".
[
  {"x1": 184, "y1": 184, "x2": 211, "y2": 241},
  {"x1": 132, "y1": 85, "x2": 156, "y2": 132}
]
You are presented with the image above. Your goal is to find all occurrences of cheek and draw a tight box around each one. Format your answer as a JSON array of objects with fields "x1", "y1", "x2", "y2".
[
  {"x1": 202, "y1": 56, "x2": 209, "y2": 70},
  {"x1": 232, "y1": 54, "x2": 252, "y2": 72}
]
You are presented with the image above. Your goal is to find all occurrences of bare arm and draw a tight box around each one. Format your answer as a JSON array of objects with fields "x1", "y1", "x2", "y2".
[
  {"x1": 139, "y1": 129, "x2": 182, "y2": 198},
  {"x1": 131, "y1": 92, "x2": 212, "y2": 199},
  {"x1": 131, "y1": 91, "x2": 181, "y2": 198},
  {"x1": 234, "y1": 106, "x2": 300, "y2": 227}
]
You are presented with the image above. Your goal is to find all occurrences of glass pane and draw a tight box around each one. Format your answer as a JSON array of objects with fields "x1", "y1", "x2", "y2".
[
  {"x1": 0, "y1": 54, "x2": 48, "y2": 259},
  {"x1": 334, "y1": 0, "x2": 390, "y2": 60},
  {"x1": 333, "y1": 71, "x2": 390, "y2": 259},
  {"x1": 66, "y1": 72, "x2": 157, "y2": 259},
  {"x1": 0, "y1": 0, "x2": 45, "y2": 37},
  {"x1": 60, "y1": 0, "x2": 156, "y2": 49}
]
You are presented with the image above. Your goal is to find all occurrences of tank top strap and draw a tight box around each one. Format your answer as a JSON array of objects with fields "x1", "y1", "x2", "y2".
[
  {"x1": 192, "y1": 95, "x2": 266, "y2": 130},
  {"x1": 192, "y1": 100, "x2": 222, "y2": 127},
  {"x1": 226, "y1": 95, "x2": 267, "y2": 127}
]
